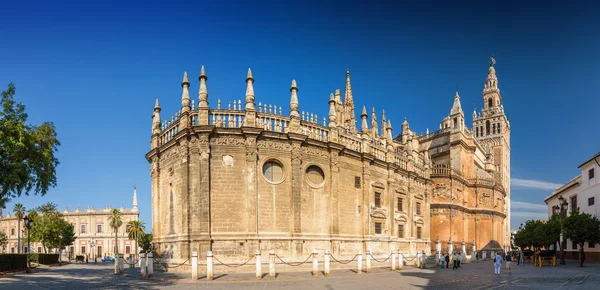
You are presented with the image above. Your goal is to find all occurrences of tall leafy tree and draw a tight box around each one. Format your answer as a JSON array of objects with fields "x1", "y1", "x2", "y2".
[
  {"x1": 139, "y1": 233, "x2": 152, "y2": 253},
  {"x1": 563, "y1": 210, "x2": 600, "y2": 267},
  {"x1": 0, "y1": 230, "x2": 7, "y2": 251},
  {"x1": 0, "y1": 83, "x2": 60, "y2": 208},
  {"x1": 47, "y1": 219, "x2": 76, "y2": 263},
  {"x1": 127, "y1": 220, "x2": 146, "y2": 250},
  {"x1": 13, "y1": 203, "x2": 25, "y2": 253},
  {"x1": 30, "y1": 202, "x2": 63, "y2": 253},
  {"x1": 108, "y1": 208, "x2": 123, "y2": 254}
]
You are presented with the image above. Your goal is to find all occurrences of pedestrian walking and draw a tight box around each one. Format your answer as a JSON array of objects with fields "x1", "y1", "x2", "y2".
[
  {"x1": 445, "y1": 253, "x2": 450, "y2": 268},
  {"x1": 441, "y1": 253, "x2": 446, "y2": 268},
  {"x1": 519, "y1": 251, "x2": 524, "y2": 266},
  {"x1": 494, "y1": 252, "x2": 503, "y2": 275},
  {"x1": 505, "y1": 252, "x2": 512, "y2": 274},
  {"x1": 452, "y1": 252, "x2": 458, "y2": 270},
  {"x1": 457, "y1": 252, "x2": 461, "y2": 268},
  {"x1": 476, "y1": 252, "x2": 479, "y2": 262}
]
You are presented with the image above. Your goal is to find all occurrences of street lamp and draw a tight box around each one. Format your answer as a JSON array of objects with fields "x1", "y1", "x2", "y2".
[
  {"x1": 558, "y1": 195, "x2": 568, "y2": 265},
  {"x1": 23, "y1": 216, "x2": 33, "y2": 273},
  {"x1": 90, "y1": 240, "x2": 96, "y2": 264}
]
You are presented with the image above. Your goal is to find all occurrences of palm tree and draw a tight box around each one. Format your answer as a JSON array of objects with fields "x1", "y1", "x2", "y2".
[
  {"x1": 127, "y1": 220, "x2": 146, "y2": 252},
  {"x1": 108, "y1": 208, "x2": 123, "y2": 255},
  {"x1": 13, "y1": 204, "x2": 25, "y2": 254}
]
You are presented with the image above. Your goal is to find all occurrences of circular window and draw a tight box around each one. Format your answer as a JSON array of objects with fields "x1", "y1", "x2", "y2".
[
  {"x1": 305, "y1": 165, "x2": 325, "y2": 187},
  {"x1": 262, "y1": 161, "x2": 284, "y2": 184}
]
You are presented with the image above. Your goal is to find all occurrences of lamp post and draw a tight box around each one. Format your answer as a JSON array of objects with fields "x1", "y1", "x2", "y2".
[
  {"x1": 23, "y1": 216, "x2": 33, "y2": 273},
  {"x1": 558, "y1": 195, "x2": 568, "y2": 265},
  {"x1": 90, "y1": 240, "x2": 96, "y2": 264}
]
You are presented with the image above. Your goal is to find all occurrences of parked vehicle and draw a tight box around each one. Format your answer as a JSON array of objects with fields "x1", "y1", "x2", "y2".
[{"x1": 101, "y1": 256, "x2": 115, "y2": 262}]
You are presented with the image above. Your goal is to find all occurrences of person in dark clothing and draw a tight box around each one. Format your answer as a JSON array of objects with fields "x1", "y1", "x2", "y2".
[
  {"x1": 457, "y1": 251, "x2": 461, "y2": 268},
  {"x1": 445, "y1": 253, "x2": 450, "y2": 268},
  {"x1": 452, "y1": 252, "x2": 458, "y2": 269}
]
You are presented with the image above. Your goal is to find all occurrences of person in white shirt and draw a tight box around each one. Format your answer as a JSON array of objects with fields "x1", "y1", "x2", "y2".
[{"x1": 494, "y1": 252, "x2": 503, "y2": 275}]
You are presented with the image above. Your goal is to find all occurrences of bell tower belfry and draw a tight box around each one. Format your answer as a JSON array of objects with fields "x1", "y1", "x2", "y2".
[{"x1": 472, "y1": 56, "x2": 511, "y2": 245}]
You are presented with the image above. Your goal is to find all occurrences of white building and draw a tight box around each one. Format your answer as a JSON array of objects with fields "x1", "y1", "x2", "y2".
[
  {"x1": 545, "y1": 152, "x2": 600, "y2": 260},
  {"x1": 0, "y1": 188, "x2": 141, "y2": 259}
]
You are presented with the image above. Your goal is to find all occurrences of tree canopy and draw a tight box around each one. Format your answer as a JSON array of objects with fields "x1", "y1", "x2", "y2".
[
  {"x1": 563, "y1": 210, "x2": 600, "y2": 267},
  {"x1": 28, "y1": 202, "x2": 67, "y2": 253},
  {"x1": 139, "y1": 233, "x2": 152, "y2": 253},
  {"x1": 0, "y1": 83, "x2": 60, "y2": 208},
  {"x1": 0, "y1": 230, "x2": 7, "y2": 249}
]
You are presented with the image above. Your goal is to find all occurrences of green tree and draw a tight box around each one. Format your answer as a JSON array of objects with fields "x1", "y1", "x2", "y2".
[
  {"x1": 30, "y1": 202, "x2": 63, "y2": 253},
  {"x1": 127, "y1": 220, "x2": 146, "y2": 250},
  {"x1": 563, "y1": 210, "x2": 600, "y2": 267},
  {"x1": 48, "y1": 219, "x2": 76, "y2": 263},
  {"x1": 514, "y1": 220, "x2": 544, "y2": 250},
  {"x1": 0, "y1": 230, "x2": 7, "y2": 250},
  {"x1": 0, "y1": 83, "x2": 60, "y2": 208},
  {"x1": 534, "y1": 216, "x2": 562, "y2": 250},
  {"x1": 12, "y1": 203, "x2": 25, "y2": 253},
  {"x1": 108, "y1": 208, "x2": 122, "y2": 254},
  {"x1": 139, "y1": 233, "x2": 152, "y2": 253}
]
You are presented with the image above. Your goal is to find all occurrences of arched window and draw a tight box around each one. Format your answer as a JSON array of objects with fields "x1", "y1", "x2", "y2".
[
  {"x1": 492, "y1": 123, "x2": 496, "y2": 135},
  {"x1": 486, "y1": 120, "x2": 490, "y2": 136},
  {"x1": 497, "y1": 124, "x2": 501, "y2": 134},
  {"x1": 488, "y1": 98, "x2": 493, "y2": 108},
  {"x1": 476, "y1": 127, "x2": 479, "y2": 137}
]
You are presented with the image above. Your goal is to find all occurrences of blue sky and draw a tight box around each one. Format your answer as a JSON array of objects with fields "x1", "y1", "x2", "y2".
[{"x1": 1, "y1": 1, "x2": 599, "y2": 230}]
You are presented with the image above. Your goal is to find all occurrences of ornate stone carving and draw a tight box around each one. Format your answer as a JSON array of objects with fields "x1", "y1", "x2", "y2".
[
  {"x1": 370, "y1": 207, "x2": 387, "y2": 219},
  {"x1": 212, "y1": 137, "x2": 245, "y2": 146},
  {"x1": 222, "y1": 155, "x2": 234, "y2": 167},
  {"x1": 301, "y1": 146, "x2": 329, "y2": 158},
  {"x1": 257, "y1": 140, "x2": 291, "y2": 150}
]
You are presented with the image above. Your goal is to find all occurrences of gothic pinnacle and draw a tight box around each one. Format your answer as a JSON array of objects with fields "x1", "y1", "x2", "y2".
[
  {"x1": 245, "y1": 68, "x2": 255, "y2": 110},
  {"x1": 371, "y1": 107, "x2": 378, "y2": 138},
  {"x1": 181, "y1": 71, "x2": 191, "y2": 112},
  {"x1": 328, "y1": 93, "x2": 337, "y2": 127},
  {"x1": 198, "y1": 65, "x2": 209, "y2": 108},
  {"x1": 361, "y1": 106, "x2": 369, "y2": 134},
  {"x1": 289, "y1": 79, "x2": 299, "y2": 117}
]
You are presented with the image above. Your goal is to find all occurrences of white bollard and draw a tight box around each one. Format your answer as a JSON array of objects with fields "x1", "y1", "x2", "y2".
[
  {"x1": 191, "y1": 251, "x2": 198, "y2": 280},
  {"x1": 357, "y1": 250, "x2": 363, "y2": 274},
  {"x1": 139, "y1": 254, "x2": 142, "y2": 267},
  {"x1": 391, "y1": 249, "x2": 396, "y2": 271},
  {"x1": 398, "y1": 252, "x2": 403, "y2": 270},
  {"x1": 255, "y1": 250, "x2": 262, "y2": 280},
  {"x1": 269, "y1": 250, "x2": 275, "y2": 278},
  {"x1": 207, "y1": 251, "x2": 214, "y2": 280},
  {"x1": 312, "y1": 249, "x2": 318, "y2": 277},
  {"x1": 147, "y1": 253, "x2": 153, "y2": 277},
  {"x1": 129, "y1": 255, "x2": 134, "y2": 269},
  {"x1": 416, "y1": 251, "x2": 421, "y2": 268},
  {"x1": 324, "y1": 249, "x2": 330, "y2": 276},
  {"x1": 115, "y1": 255, "x2": 120, "y2": 275},
  {"x1": 119, "y1": 254, "x2": 124, "y2": 273},
  {"x1": 421, "y1": 251, "x2": 426, "y2": 269},
  {"x1": 140, "y1": 253, "x2": 147, "y2": 277},
  {"x1": 366, "y1": 249, "x2": 371, "y2": 273}
]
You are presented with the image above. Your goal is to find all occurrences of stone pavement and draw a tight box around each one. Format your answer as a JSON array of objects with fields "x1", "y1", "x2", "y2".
[{"x1": 1, "y1": 260, "x2": 600, "y2": 289}]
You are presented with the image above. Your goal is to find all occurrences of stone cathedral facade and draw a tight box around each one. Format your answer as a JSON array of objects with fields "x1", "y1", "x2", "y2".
[{"x1": 146, "y1": 59, "x2": 510, "y2": 264}]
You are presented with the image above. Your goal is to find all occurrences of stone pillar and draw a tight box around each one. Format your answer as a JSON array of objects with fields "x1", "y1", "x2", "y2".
[
  {"x1": 421, "y1": 251, "x2": 426, "y2": 268},
  {"x1": 398, "y1": 251, "x2": 403, "y2": 270},
  {"x1": 391, "y1": 249, "x2": 396, "y2": 271},
  {"x1": 436, "y1": 237, "x2": 441, "y2": 265},
  {"x1": 118, "y1": 254, "x2": 124, "y2": 273},
  {"x1": 129, "y1": 255, "x2": 134, "y2": 269},
  {"x1": 114, "y1": 255, "x2": 120, "y2": 275},
  {"x1": 290, "y1": 135, "x2": 306, "y2": 236},
  {"x1": 207, "y1": 251, "x2": 214, "y2": 280},
  {"x1": 357, "y1": 250, "x2": 362, "y2": 274},
  {"x1": 255, "y1": 250, "x2": 262, "y2": 280},
  {"x1": 448, "y1": 238, "x2": 453, "y2": 253},
  {"x1": 324, "y1": 249, "x2": 330, "y2": 276},
  {"x1": 140, "y1": 253, "x2": 147, "y2": 277},
  {"x1": 191, "y1": 251, "x2": 198, "y2": 280},
  {"x1": 312, "y1": 249, "x2": 318, "y2": 277},
  {"x1": 416, "y1": 251, "x2": 421, "y2": 268},
  {"x1": 147, "y1": 253, "x2": 153, "y2": 277},
  {"x1": 269, "y1": 250, "x2": 275, "y2": 278},
  {"x1": 366, "y1": 249, "x2": 371, "y2": 273},
  {"x1": 472, "y1": 241, "x2": 477, "y2": 262}
]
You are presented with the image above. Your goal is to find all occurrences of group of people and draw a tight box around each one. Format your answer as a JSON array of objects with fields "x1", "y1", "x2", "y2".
[
  {"x1": 439, "y1": 252, "x2": 463, "y2": 270},
  {"x1": 439, "y1": 250, "x2": 526, "y2": 275},
  {"x1": 493, "y1": 251, "x2": 525, "y2": 275}
]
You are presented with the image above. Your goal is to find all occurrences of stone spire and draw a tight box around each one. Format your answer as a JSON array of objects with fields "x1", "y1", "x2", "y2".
[
  {"x1": 370, "y1": 107, "x2": 378, "y2": 138},
  {"x1": 334, "y1": 89, "x2": 343, "y2": 126},
  {"x1": 152, "y1": 98, "x2": 161, "y2": 135},
  {"x1": 328, "y1": 93, "x2": 337, "y2": 127},
  {"x1": 343, "y1": 70, "x2": 356, "y2": 132},
  {"x1": 360, "y1": 106, "x2": 369, "y2": 134},
  {"x1": 381, "y1": 110, "x2": 387, "y2": 137},
  {"x1": 181, "y1": 71, "x2": 191, "y2": 112},
  {"x1": 386, "y1": 120, "x2": 393, "y2": 143},
  {"x1": 198, "y1": 65, "x2": 209, "y2": 108},
  {"x1": 132, "y1": 186, "x2": 138, "y2": 212},
  {"x1": 245, "y1": 68, "x2": 256, "y2": 110},
  {"x1": 483, "y1": 56, "x2": 502, "y2": 111},
  {"x1": 450, "y1": 91, "x2": 464, "y2": 116},
  {"x1": 289, "y1": 80, "x2": 299, "y2": 117}
]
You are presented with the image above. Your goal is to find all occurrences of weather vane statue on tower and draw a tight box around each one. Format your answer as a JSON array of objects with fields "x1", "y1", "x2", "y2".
[{"x1": 490, "y1": 56, "x2": 496, "y2": 67}]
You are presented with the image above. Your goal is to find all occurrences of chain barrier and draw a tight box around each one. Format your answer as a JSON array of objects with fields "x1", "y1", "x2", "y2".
[
  {"x1": 425, "y1": 255, "x2": 437, "y2": 261},
  {"x1": 122, "y1": 257, "x2": 143, "y2": 266},
  {"x1": 329, "y1": 254, "x2": 359, "y2": 265},
  {"x1": 152, "y1": 257, "x2": 191, "y2": 269},
  {"x1": 274, "y1": 254, "x2": 313, "y2": 267},
  {"x1": 401, "y1": 253, "x2": 417, "y2": 261},
  {"x1": 367, "y1": 253, "x2": 393, "y2": 263},
  {"x1": 212, "y1": 255, "x2": 256, "y2": 268}
]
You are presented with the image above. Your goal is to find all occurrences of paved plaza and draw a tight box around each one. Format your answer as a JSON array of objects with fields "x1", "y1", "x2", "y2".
[{"x1": 1, "y1": 260, "x2": 600, "y2": 289}]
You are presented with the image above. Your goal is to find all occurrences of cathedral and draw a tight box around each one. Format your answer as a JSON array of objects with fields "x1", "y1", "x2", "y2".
[{"x1": 146, "y1": 58, "x2": 510, "y2": 264}]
